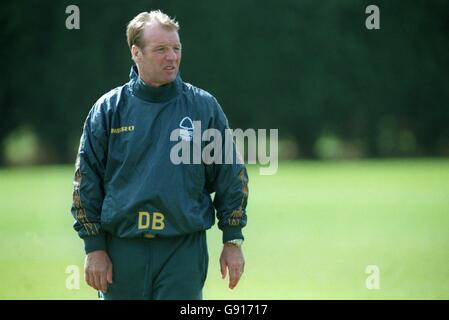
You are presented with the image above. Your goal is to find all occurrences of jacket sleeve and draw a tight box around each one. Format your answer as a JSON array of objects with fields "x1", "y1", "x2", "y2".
[
  {"x1": 205, "y1": 99, "x2": 249, "y2": 243},
  {"x1": 71, "y1": 104, "x2": 108, "y2": 254}
]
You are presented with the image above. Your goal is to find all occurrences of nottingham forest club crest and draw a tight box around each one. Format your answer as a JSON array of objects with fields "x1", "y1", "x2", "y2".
[{"x1": 178, "y1": 117, "x2": 194, "y2": 141}]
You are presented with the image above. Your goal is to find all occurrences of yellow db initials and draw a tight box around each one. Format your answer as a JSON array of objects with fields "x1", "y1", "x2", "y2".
[{"x1": 138, "y1": 211, "x2": 165, "y2": 230}]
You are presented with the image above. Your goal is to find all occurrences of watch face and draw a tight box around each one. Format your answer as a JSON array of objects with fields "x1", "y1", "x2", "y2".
[{"x1": 228, "y1": 239, "x2": 243, "y2": 246}]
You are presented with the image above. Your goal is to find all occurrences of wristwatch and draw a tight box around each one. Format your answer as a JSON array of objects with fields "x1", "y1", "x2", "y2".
[{"x1": 226, "y1": 239, "x2": 244, "y2": 247}]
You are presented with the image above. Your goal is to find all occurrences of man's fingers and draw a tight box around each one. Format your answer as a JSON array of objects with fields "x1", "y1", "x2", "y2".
[
  {"x1": 92, "y1": 273, "x2": 102, "y2": 291},
  {"x1": 84, "y1": 271, "x2": 90, "y2": 287},
  {"x1": 99, "y1": 272, "x2": 108, "y2": 293},
  {"x1": 220, "y1": 246, "x2": 245, "y2": 289},
  {"x1": 107, "y1": 264, "x2": 113, "y2": 284},
  {"x1": 85, "y1": 269, "x2": 109, "y2": 292},
  {"x1": 89, "y1": 273, "x2": 97, "y2": 290},
  {"x1": 229, "y1": 262, "x2": 245, "y2": 289},
  {"x1": 84, "y1": 251, "x2": 112, "y2": 292},
  {"x1": 220, "y1": 258, "x2": 227, "y2": 279},
  {"x1": 85, "y1": 271, "x2": 97, "y2": 290},
  {"x1": 229, "y1": 267, "x2": 240, "y2": 289}
]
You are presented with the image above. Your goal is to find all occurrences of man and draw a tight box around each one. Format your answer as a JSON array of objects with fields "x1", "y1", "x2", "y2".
[{"x1": 70, "y1": 10, "x2": 248, "y2": 300}]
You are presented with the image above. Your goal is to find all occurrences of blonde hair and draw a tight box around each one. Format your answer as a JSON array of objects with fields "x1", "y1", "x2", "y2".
[{"x1": 126, "y1": 10, "x2": 179, "y2": 49}]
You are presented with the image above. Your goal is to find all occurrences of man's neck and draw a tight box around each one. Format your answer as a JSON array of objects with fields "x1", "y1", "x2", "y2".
[{"x1": 139, "y1": 74, "x2": 163, "y2": 88}]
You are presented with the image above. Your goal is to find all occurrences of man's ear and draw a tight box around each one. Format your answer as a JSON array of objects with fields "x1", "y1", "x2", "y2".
[{"x1": 131, "y1": 45, "x2": 140, "y2": 61}]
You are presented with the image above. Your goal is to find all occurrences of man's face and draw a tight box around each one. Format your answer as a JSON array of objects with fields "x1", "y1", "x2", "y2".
[{"x1": 132, "y1": 22, "x2": 182, "y2": 87}]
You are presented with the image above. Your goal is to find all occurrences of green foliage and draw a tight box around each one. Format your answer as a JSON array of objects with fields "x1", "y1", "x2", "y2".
[{"x1": 1, "y1": 0, "x2": 448, "y2": 162}]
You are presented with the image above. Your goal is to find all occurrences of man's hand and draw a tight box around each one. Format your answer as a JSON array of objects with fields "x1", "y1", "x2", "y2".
[
  {"x1": 220, "y1": 243, "x2": 245, "y2": 289},
  {"x1": 84, "y1": 250, "x2": 113, "y2": 293}
]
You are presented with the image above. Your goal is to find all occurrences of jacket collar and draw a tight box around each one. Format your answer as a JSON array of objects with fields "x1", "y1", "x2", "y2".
[{"x1": 129, "y1": 65, "x2": 181, "y2": 103}]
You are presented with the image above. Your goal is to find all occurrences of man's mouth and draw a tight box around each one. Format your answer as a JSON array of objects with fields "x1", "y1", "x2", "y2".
[{"x1": 164, "y1": 66, "x2": 176, "y2": 71}]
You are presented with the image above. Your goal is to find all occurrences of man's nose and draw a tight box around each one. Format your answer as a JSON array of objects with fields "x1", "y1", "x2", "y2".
[{"x1": 166, "y1": 48, "x2": 177, "y2": 61}]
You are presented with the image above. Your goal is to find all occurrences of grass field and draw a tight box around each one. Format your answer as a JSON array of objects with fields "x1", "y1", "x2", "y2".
[{"x1": 0, "y1": 159, "x2": 448, "y2": 299}]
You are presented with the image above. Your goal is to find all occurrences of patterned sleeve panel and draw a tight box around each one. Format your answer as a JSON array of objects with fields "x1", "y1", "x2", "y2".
[{"x1": 70, "y1": 105, "x2": 108, "y2": 253}]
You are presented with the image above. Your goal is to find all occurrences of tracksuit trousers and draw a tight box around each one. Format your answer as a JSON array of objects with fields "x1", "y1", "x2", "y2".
[{"x1": 99, "y1": 231, "x2": 209, "y2": 300}]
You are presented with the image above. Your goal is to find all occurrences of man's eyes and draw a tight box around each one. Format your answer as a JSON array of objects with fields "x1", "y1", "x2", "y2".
[{"x1": 155, "y1": 47, "x2": 181, "y2": 52}]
